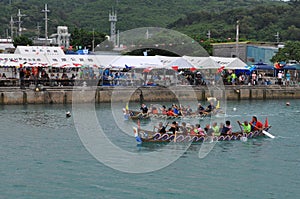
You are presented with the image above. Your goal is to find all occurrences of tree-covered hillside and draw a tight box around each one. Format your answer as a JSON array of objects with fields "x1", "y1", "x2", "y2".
[
  {"x1": 168, "y1": 1, "x2": 300, "y2": 42},
  {"x1": 0, "y1": 0, "x2": 297, "y2": 42}
]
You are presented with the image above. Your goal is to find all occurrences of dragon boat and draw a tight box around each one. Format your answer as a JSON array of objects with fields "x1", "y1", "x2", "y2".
[
  {"x1": 133, "y1": 126, "x2": 273, "y2": 144},
  {"x1": 124, "y1": 109, "x2": 224, "y2": 120}
]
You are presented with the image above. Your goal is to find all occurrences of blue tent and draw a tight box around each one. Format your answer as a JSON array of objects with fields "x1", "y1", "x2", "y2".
[
  {"x1": 283, "y1": 65, "x2": 297, "y2": 70},
  {"x1": 254, "y1": 62, "x2": 274, "y2": 70}
]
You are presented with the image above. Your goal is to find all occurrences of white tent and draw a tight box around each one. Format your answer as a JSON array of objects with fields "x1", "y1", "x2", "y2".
[
  {"x1": 94, "y1": 55, "x2": 119, "y2": 68},
  {"x1": 109, "y1": 56, "x2": 163, "y2": 69},
  {"x1": 210, "y1": 56, "x2": 248, "y2": 70},
  {"x1": 183, "y1": 56, "x2": 221, "y2": 69},
  {"x1": 0, "y1": 54, "x2": 49, "y2": 67},
  {"x1": 157, "y1": 56, "x2": 194, "y2": 69}
]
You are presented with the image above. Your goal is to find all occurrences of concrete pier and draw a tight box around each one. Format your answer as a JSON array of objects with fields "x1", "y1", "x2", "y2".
[{"x1": 0, "y1": 85, "x2": 300, "y2": 105}]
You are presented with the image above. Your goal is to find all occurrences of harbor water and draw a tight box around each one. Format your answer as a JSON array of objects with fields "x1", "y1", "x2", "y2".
[{"x1": 1, "y1": 99, "x2": 300, "y2": 199}]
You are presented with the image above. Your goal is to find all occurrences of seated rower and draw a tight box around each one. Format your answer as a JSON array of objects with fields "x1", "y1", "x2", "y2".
[
  {"x1": 221, "y1": 120, "x2": 232, "y2": 136},
  {"x1": 160, "y1": 105, "x2": 167, "y2": 115},
  {"x1": 204, "y1": 124, "x2": 215, "y2": 137},
  {"x1": 237, "y1": 120, "x2": 251, "y2": 133},
  {"x1": 197, "y1": 103, "x2": 205, "y2": 115},
  {"x1": 154, "y1": 122, "x2": 166, "y2": 134},
  {"x1": 179, "y1": 122, "x2": 189, "y2": 135},
  {"x1": 189, "y1": 125, "x2": 197, "y2": 135},
  {"x1": 167, "y1": 121, "x2": 179, "y2": 134},
  {"x1": 140, "y1": 104, "x2": 149, "y2": 114},
  {"x1": 212, "y1": 122, "x2": 220, "y2": 136},
  {"x1": 186, "y1": 105, "x2": 193, "y2": 116},
  {"x1": 205, "y1": 102, "x2": 216, "y2": 113},
  {"x1": 172, "y1": 104, "x2": 181, "y2": 116},
  {"x1": 250, "y1": 116, "x2": 263, "y2": 131},
  {"x1": 195, "y1": 124, "x2": 205, "y2": 136},
  {"x1": 167, "y1": 108, "x2": 177, "y2": 117},
  {"x1": 151, "y1": 106, "x2": 159, "y2": 114}
]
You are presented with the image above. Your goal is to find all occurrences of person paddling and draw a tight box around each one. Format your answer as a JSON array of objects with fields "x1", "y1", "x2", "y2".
[
  {"x1": 250, "y1": 116, "x2": 263, "y2": 131},
  {"x1": 237, "y1": 120, "x2": 251, "y2": 133}
]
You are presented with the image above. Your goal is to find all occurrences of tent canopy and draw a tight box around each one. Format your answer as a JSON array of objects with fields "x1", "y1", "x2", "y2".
[
  {"x1": 183, "y1": 56, "x2": 221, "y2": 69},
  {"x1": 210, "y1": 56, "x2": 248, "y2": 70},
  {"x1": 109, "y1": 56, "x2": 163, "y2": 69}
]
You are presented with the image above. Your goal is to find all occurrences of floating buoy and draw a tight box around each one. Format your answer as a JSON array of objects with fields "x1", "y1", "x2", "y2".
[
  {"x1": 233, "y1": 107, "x2": 237, "y2": 111},
  {"x1": 286, "y1": 102, "x2": 290, "y2": 106},
  {"x1": 66, "y1": 111, "x2": 71, "y2": 118}
]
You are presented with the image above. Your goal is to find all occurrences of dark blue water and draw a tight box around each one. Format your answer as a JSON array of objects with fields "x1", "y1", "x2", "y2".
[{"x1": 1, "y1": 100, "x2": 300, "y2": 199}]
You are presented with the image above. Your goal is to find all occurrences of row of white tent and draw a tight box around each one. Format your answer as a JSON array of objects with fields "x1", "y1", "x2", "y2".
[{"x1": 0, "y1": 53, "x2": 248, "y2": 71}]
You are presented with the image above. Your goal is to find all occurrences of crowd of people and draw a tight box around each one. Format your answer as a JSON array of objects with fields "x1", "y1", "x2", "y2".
[
  {"x1": 152, "y1": 116, "x2": 265, "y2": 137},
  {"x1": 139, "y1": 102, "x2": 218, "y2": 117},
  {"x1": 0, "y1": 66, "x2": 298, "y2": 87}
]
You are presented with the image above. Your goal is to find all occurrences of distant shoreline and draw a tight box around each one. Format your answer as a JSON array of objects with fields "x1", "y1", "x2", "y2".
[{"x1": 0, "y1": 85, "x2": 299, "y2": 105}]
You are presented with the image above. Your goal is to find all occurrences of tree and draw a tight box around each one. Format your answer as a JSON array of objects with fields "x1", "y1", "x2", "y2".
[
  {"x1": 271, "y1": 41, "x2": 300, "y2": 63},
  {"x1": 70, "y1": 28, "x2": 107, "y2": 51},
  {"x1": 13, "y1": 36, "x2": 33, "y2": 47}
]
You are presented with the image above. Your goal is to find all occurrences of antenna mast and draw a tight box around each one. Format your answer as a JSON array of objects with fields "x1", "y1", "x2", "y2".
[
  {"x1": 17, "y1": 9, "x2": 26, "y2": 36},
  {"x1": 41, "y1": 4, "x2": 50, "y2": 45}
]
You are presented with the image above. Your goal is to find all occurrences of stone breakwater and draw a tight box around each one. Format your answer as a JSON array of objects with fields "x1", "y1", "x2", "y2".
[{"x1": 0, "y1": 85, "x2": 300, "y2": 105}]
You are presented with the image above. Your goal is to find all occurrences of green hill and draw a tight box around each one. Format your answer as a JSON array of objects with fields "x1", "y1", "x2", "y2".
[{"x1": 0, "y1": 0, "x2": 299, "y2": 42}]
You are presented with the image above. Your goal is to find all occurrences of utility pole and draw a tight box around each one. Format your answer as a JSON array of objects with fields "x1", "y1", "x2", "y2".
[
  {"x1": 17, "y1": 9, "x2": 26, "y2": 36},
  {"x1": 41, "y1": 4, "x2": 50, "y2": 45},
  {"x1": 109, "y1": 8, "x2": 117, "y2": 47},
  {"x1": 207, "y1": 30, "x2": 211, "y2": 41},
  {"x1": 36, "y1": 22, "x2": 41, "y2": 38},
  {"x1": 10, "y1": 16, "x2": 14, "y2": 39},
  {"x1": 92, "y1": 28, "x2": 95, "y2": 52},
  {"x1": 235, "y1": 20, "x2": 239, "y2": 58},
  {"x1": 275, "y1": 32, "x2": 280, "y2": 43}
]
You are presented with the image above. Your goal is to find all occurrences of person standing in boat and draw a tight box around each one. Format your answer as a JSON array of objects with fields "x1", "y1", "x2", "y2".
[{"x1": 250, "y1": 116, "x2": 263, "y2": 131}]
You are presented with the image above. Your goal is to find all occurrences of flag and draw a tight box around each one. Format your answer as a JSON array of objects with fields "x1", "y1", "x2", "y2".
[
  {"x1": 171, "y1": 66, "x2": 178, "y2": 71},
  {"x1": 143, "y1": 67, "x2": 152, "y2": 73},
  {"x1": 125, "y1": 64, "x2": 132, "y2": 70},
  {"x1": 216, "y1": 101, "x2": 220, "y2": 109},
  {"x1": 190, "y1": 67, "x2": 197, "y2": 72},
  {"x1": 264, "y1": 117, "x2": 269, "y2": 128},
  {"x1": 217, "y1": 66, "x2": 225, "y2": 73},
  {"x1": 73, "y1": 63, "x2": 82, "y2": 67}
]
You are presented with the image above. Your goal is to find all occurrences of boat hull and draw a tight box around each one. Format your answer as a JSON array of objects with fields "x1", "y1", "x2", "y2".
[{"x1": 135, "y1": 128, "x2": 270, "y2": 144}]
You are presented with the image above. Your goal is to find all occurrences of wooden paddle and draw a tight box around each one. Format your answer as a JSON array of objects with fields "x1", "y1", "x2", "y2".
[{"x1": 250, "y1": 123, "x2": 275, "y2": 139}]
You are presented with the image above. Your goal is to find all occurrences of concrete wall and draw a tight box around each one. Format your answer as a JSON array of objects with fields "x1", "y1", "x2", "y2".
[{"x1": 1, "y1": 86, "x2": 300, "y2": 105}]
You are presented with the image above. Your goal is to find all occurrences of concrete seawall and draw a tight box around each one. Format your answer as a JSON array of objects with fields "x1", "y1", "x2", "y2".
[{"x1": 0, "y1": 85, "x2": 300, "y2": 105}]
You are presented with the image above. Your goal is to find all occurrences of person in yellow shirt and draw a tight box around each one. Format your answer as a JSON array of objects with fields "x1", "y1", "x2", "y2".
[{"x1": 238, "y1": 120, "x2": 251, "y2": 133}]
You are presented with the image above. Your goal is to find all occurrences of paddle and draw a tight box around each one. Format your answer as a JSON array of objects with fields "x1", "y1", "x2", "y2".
[
  {"x1": 250, "y1": 123, "x2": 275, "y2": 139},
  {"x1": 237, "y1": 121, "x2": 244, "y2": 133},
  {"x1": 262, "y1": 130, "x2": 275, "y2": 139}
]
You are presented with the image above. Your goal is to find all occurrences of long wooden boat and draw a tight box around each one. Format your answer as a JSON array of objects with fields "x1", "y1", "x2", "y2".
[
  {"x1": 125, "y1": 109, "x2": 224, "y2": 120},
  {"x1": 133, "y1": 126, "x2": 272, "y2": 144}
]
